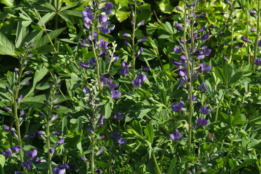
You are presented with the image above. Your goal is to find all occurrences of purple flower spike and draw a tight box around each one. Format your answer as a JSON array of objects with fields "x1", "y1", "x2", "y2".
[
  {"x1": 249, "y1": 9, "x2": 256, "y2": 17},
  {"x1": 83, "y1": 87, "x2": 90, "y2": 94},
  {"x1": 111, "y1": 90, "x2": 121, "y2": 99},
  {"x1": 102, "y1": 2, "x2": 113, "y2": 15},
  {"x1": 12, "y1": 145, "x2": 22, "y2": 153},
  {"x1": 196, "y1": 116, "x2": 209, "y2": 127},
  {"x1": 80, "y1": 62, "x2": 89, "y2": 69},
  {"x1": 199, "y1": 13, "x2": 206, "y2": 18},
  {"x1": 169, "y1": 129, "x2": 182, "y2": 142},
  {"x1": 107, "y1": 79, "x2": 118, "y2": 89},
  {"x1": 142, "y1": 66, "x2": 150, "y2": 72},
  {"x1": 199, "y1": 105, "x2": 211, "y2": 115},
  {"x1": 2, "y1": 148, "x2": 12, "y2": 157},
  {"x1": 119, "y1": 68, "x2": 129, "y2": 76},
  {"x1": 21, "y1": 161, "x2": 33, "y2": 170},
  {"x1": 57, "y1": 138, "x2": 65, "y2": 145},
  {"x1": 199, "y1": 82, "x2": 207, "y2": 92},
  {"x1": 99, "y1": 15, "x2": 107, "y2": 23},
  {"x1": 25, "y1": 150, "x2": 37, "y2": 160},
  {"x1": 254, "y1": 58, "x2": 261, "y2": 66},
  {"x1": 241, "y1": 36, "x2": 251, "y2": 43},
  {"x1": 200, "y1": 63, "x2": 212, "y2": 72},
  {"x1": 201, "y1": 34, "x2": 209, "y2": 41}
]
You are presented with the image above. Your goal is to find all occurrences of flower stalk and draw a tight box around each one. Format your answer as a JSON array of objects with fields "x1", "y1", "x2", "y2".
[
  {"x1": 253, "y1": 0, "x2": 260, "y2": 71},
  {"x1": 131, "y1": 0, "x2": 137, "y2": 79}
]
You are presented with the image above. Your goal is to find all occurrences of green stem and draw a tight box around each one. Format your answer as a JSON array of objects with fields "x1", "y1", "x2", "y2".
[
  {"x1": 91, "y1": 129, "x2": 96, "y2": 174},
  {"x1": 152, "y1": 152, "x2": 161, "y2": 174},
  {"x1": 160, "y1": 143, "x2": 168, "y2": 171},
  {"x1": 131, "y1": 0, "x2": 137, "y2": 79},
  {"x1": 184, "y1": 3, "x2": 194, "y2": 172},
  {"x1": 246, "y1": 0, "x2": 250, "y2": 64},
  {"x1": 14, "y1": 60, "x2": 28, "y2": 174},
  {"x1": 91, "y1": 10, "x2": 102, "y2": 92},
  {"x1": 254, "y1": 0, "x2": 260, "y2": 72},
  {"x1": 214, "y1": 89, "x2": 226, "y2": 121},
  {"x1": 228, "y1": 4, "x2": 235, "y2": 64}
]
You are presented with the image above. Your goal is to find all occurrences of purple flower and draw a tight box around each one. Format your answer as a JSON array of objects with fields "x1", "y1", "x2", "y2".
[
  {"x1": 254, "y1": 58, "x2": 261, "y2": 66},
  {"x1": 27, "y1": 133, "x2": 35, "y2": 139},
  {"x1": 119, "y1": 68, "x2": 129, "y2": 76},
  {"x1": 3, "y1": 106, "x2": 11, "y2": 112},
  {"x1": 99, "y1": 24, "x2": 114, "y2": 34},
  {"x1": 100, "y1": 76, "x2": 108, "y2": 84},
  {"x1": 21, "y1": 161, "x2": 33, "y2": 170},
  {"x1": 118, "y1": 138, "x2": 128, "y2": 145},
  {"x1": 176, "y1": 7, "x2": 182, "y2": 12},
  {"x1": 174, "y1": 46, "x2": 183, "y2": 54},
  {"x1": 199, "y1": 105, "x2": 211, "y2": 115},
  {"x1": 80, "y1": 62, "x2": 89, "y2": 69},
  {"x1": 224, "y1": 56, "x2": 228, "y2": 61},
  {"x1": 258, "y1": 40, "x2": 261, "y2": 47},
  {"x1": 249, "y1": 9, "x2": 256, "y2": 17},
  {"x1": 122, "y1": 61, "x2": 130, "y2": 68},
  {"x1": 135, "y1": 47, "x2": 143, "y2": 57},
  {"x1": 188, "y1": 95, "x2": 197, "y2": 102},
  {"x1": 4, "y1": 125, "x2": 10, "y2": 131},
  {"x1": 210, "y1": 24, "x2": 217, "y2": 28},
  {"x1": 132, "y1": 79, "x2": 142, "y2": 88},
  {"x1": 36, "y1": 130, "x2": 45, "y2": 138},
  {"x1": 102, "y1": 2, "x2": 113, "y2": 15},
  {"x1": 122, "y1": 32, "x2": 131, "y2": 37},
  {"x1": 200, "y1": 46, "x2": 212, "y2": 56},
  {"x1": 70, "y1": 164, "x2": 76, "y2": 171},
  {"x1": 81, "y1": 157, "x2": 87, "y2": 161},
  {"x1": 142, "y1": 66, "x2": 150, "y2": 72},
  {"x1": 54, "y1": 130, "x2": 62, "y2": 136},
  {"x1": 196, "y1": 116, "x2": 209, "y2": 127},
  {"x1": 197, "y1": 55, "x2": 205, "y2": 59},
  {"x1": 49, "y1": 148, "x2": 55, "y2": 156},
  {"x1": 194, "y1": 102, "x2": 202, "y2": 108},
  {"x1": 57, "y1": 138, "x2": 65, "y2": 145},
  {"x1": 111, "y1": 90, "x2": 121, "y2": 99},
  {"x1": 200, "y1": 63, "x2": 212, "y2": 72},
  {"x1": 199, "y1": 13, "x2": 206, "y2": 18},
  {"x1": 198, "y1": 26, "x2": 207, "y2": 33},
  {"x1": 139, "y1": 37, "x2": 148, "y2": 42},
  {"x1": 15, "y1": 172, "x2": 23, "y2": 174},
  {"x1": 137, "y1": 20, "x2": 145, "y2": 27},
  {"x1": 99, "y1": 15, "x2": 107, "y2": 23},
  {"x1": 136, "y1": 74, "x2": 147, "y2": 82},
  {"x1": 114, "y1": 111, "x2": 125, "y2": 120},
  {"x1": 21, "y1": 110, "x2": 27, "y2": 119},
  {"x1": 172, "y1": 101, "x2": 184, "y2": 112},
  {"x1": 89, "y1": 57, "x2": 96, "y2": 66},
  {"x1": 97, "y1": 114, "x2": 105, "y2": 127},
  {"x1": 49, "y1": 114, "x2": 58, "y2": 121},
  {"x1": 87, "y1": 32, "x2": 98, "y2": 41},
  {"x1": 107, "y1": 79, "x2": 118, "y2": 89},
  {"x1": 83, "y1": 87, "x2": 90, "y2": 94},
  {"x1": 241, "y1": 36, "x2": 250, "y2": 43},
  {"x1": 201, "y1": 34, "x2": 209, "y2": 41},
  {"x1": 34, "y1": 157, "x2": 43, "y2": 163},
  {"x1": 110, "y1": 130, "x2": 119, "y2": 138},
  {"x1": 199, "y1": 82, "x2": 207, "y2": 92},
  {"x1": 25, "y1": 149, "x2": 37, "y2": 160},
  {"x1": 12, "y1": 145, "x2": 22, "y2": 153},
  {"x1": 96, "y1": 147, "x2": 104, "y2": 156},
  {"x1": 2, "y1": 148, "x2": 12, "y2": 157},
  {"x1": 251, "y1": 28, "x2": 257, "y2": 32},
  {"x1": 169, "y1": 129, "x2": 182, "y2": 142}
]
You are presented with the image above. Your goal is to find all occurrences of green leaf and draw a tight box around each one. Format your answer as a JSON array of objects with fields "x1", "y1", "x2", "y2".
[
  {"x1": 157, "y1": 1, "x2": 173, "y2": 14},
  {"x1": 165, "y1": 22, "x2": 173, "y2": 34},
  {"x1": 0, "y1": 0, "x2": 13, "y2": 6},
  {"x1": 62, "y1": 116, "x2": 68, "y2": 135},
  {"x1": 223, "y1": 63, "x2": 234, "y2": 86},
  {"x1": 58, "y1": 11, "x2": 74, "y2": 23},
  {"x1": 23, "y1": 65, "x2": 48, "y2": 99},
  {"x1": 116, "y1": 6, "x2": 131, "y2": 22},
  {"x1": 132, "y1": 120, "x2": 143, "y2": 135},
  {"x1": 0, "y1": 31, "x2": 16, "y2": 57},
  {"x1": 167, "y1": 157, "x2": 177, "y2": 174},
  {"x1": 35, "y1": 27, "x2": 67, "y2": 48},
  {"x1": 229, "y1": 72, "x2": 244, "y2": 85},
  {"x1": 233, "y1": 159, "x2": 256, "y2": 172},
  {"x1": 104, "y1": 101, "x2": 112, "y2": 119},
  {"x1": 214, "y1": 67, "x2": 225, "y2": 83},
  {"x1": 15, "y1": 21, "x2": 30, "y2": 48},
  {"x1": 0, "y1": 155, "x2": 5, "y2": 168},
  {"x1": 76, "y1": 117, "x2": 82, "y2": 133},
  {"x1": 37, "y1": 12, "x2": 56, "y2": 27},
  {"x1": 205, "y1": 80, "x2": 215, "y2": 100},
  {"x1": 144, "y1": 124, "x2": 154, "y2": 143}
]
